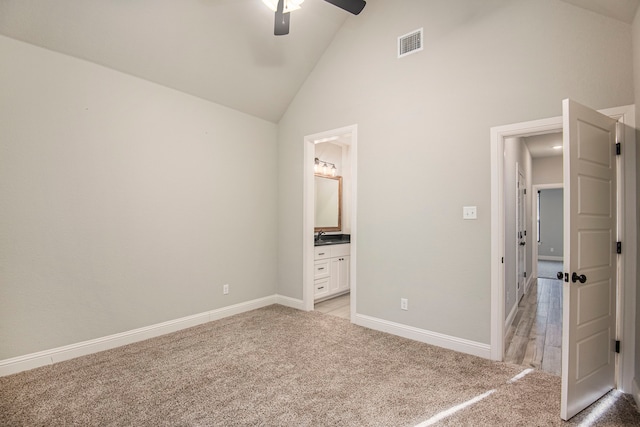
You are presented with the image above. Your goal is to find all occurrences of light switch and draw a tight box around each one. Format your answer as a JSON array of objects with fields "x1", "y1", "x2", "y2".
[{"x1": 463, "y1": 206, "x2": 477, "y2": 220}]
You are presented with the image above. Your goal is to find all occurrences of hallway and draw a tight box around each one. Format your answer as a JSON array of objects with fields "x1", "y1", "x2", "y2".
[{"x1": 504, "y1": 277, "x2": 563, "y2": 376}]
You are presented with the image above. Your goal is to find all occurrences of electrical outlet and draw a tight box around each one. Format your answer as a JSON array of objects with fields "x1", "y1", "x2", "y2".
[
  {"x1": 401, "y1": 298, "x2": 408, "y2": 311},
  {"x1": 223, "y1": 284, "x2": 229, "y2": 295},
  {"x1": 463, "y1": 206, "x2": 477, "y2": 220}
]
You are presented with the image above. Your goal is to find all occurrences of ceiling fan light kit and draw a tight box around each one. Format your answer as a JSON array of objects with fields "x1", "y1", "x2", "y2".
[
  {"x1": 262, "y1": 0, "x2": 305, "y2": 13},
  {"x1": 268, "y1": 0, "x2": 366, "y2": 36}
]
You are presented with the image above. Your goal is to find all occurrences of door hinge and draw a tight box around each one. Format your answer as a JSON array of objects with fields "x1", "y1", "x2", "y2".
[
  {"x1": 524, "y1": 189, "x2": 527, "y2": 195},
  {"x1": 617, "y1": 242, "x2": 622, "y2": 254},
  {"x1": 615, "y1": 340, "x2": 621, "y2": 354},
  {"x1": 616, "y1": 142, "x2": 621, "y2": 155},
  {"x1": 501, "y1": 257, "x2": 504, "y2": 264},
  {"x1": 524, "y1": 230, "x2": 527, "y2": 236},
  {"x1": 524, "y1": 272, "x2": 527, "y2": 278}
]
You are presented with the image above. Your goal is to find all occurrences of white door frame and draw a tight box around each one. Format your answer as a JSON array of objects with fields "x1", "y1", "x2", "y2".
[
  {"x1": 531, "y1": 183, "x2": 564, "y2": 280},
  {"x1": 303, "y1": 125, "x2": 358, "y2": 317},
  {"x1": 490, "y1": 105, "x2": 636, "y2": 394},
  {"x1": 515, "y1": 165, "x2": 526, "y2": 303}
]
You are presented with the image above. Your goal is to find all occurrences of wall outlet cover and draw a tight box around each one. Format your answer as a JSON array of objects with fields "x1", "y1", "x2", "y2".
[{"x1": 463, "y1": 206, "x2": 477, "y2": 220}]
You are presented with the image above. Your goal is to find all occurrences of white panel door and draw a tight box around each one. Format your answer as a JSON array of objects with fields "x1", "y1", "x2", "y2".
[{"x1": 561, "y1": 99, "x2": 617, "y2": 420}]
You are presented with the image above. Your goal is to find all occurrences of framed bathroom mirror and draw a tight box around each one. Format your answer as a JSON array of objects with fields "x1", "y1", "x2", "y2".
[{"x1": 314, "y1": 175, "x2": 342, "y2": 232}]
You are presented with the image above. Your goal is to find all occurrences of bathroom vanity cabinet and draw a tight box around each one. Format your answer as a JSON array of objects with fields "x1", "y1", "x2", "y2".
[{"x1": 314, "y1": 244, "x2": 350, "y2": 300}]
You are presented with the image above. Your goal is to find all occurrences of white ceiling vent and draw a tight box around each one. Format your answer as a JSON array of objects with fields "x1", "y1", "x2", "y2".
[{"x1": 398, "y1": 28, "x2": 423, "y2": 58}]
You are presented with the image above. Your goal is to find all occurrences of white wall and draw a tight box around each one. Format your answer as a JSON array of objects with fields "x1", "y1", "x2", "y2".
[
  {"x1": 277, "y1": 0, "x2": 635, "y2": 345},
  {"x1": 0, "y1": 36, "x2": 278, "y2": 360},
  {"x1": 532, "y1": 156, "x2": 563, "y2": 185}
]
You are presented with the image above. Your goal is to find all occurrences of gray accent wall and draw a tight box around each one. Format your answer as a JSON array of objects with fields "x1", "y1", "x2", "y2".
[
  {"x1": 538, "y1": 189, "x2": 564, "y2": 259},
  {"x1": 277, "y1": 0, "x2": 634, "y2": 345}
]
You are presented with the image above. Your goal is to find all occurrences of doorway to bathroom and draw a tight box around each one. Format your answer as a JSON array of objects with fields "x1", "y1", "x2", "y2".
[{"x1": 303, "y1": 125, "x2": 358, "y2": 320}]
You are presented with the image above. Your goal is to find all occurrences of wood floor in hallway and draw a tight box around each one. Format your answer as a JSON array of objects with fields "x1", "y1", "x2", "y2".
[{"x1": 504, "y1": 278, "x2": 563, "y2": 376}]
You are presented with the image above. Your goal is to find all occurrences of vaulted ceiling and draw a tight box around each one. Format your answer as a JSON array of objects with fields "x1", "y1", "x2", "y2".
[
  {"x1": 0, "y1": 0, "x2": 349, "y2": 123},
  {"x1": 0, "y1": 0, "x2": 638, "y2": 123}
]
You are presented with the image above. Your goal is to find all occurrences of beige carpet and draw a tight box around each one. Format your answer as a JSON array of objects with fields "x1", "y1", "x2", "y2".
[{"x1": 1, "y1": 305, "x2": 638, "y2": 426}]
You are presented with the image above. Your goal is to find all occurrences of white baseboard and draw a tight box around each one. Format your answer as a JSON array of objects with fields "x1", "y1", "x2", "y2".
[
  {"x1": 538, "y1": 255, "x2": 563, "y2": 262},
  {"x1": 1, "y1": 296, "x2": 494, "y2": 377},
  {"x1": 633, "y1": 378, "x2": 640, "y2": 411},
  {"x1": 505, "y1": 302, "x2": 518, "y2": 332},
  {"x1": 275, "y1": 294, "x2": 305, "y2": 310},
  {"x1": 0, "y1": 295, "x2": 277, "y2": 377},
  {"x1": 524, "y1": 275, "x2": 534, "y2": 294},
  {"x1": 354, "y1": 313, "x2": 491, "y2": 359}
]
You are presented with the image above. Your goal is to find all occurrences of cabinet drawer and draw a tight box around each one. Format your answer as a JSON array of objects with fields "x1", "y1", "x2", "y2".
[
  {"x1": 314, "y1": 277, "x2": 330, "y2": 297},
  {"x1": 314, "y1": 246, "x2": 331, "y2": 260},
  {"x1": 314, "y1": 260, "x2": 330, "y2": 279}
]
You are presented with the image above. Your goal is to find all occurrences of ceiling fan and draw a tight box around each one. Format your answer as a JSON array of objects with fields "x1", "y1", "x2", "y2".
[{"x1": 263, "y1": 0, "x2": 366, "y2": 36}]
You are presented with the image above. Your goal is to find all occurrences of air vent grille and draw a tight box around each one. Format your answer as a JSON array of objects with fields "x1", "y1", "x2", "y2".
[{"x1": 398, "y1": 28, "x2": 423, "y2": 58}]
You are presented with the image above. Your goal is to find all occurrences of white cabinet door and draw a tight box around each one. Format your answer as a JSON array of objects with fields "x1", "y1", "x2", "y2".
[
  {"x1": 330, "y1": 255, "x2": 350, "y2": 293},
  {"x1": 338, "y1": 255, "x2": 350, "y2": 292},
  {"x1": 330, "y1": 257, "x2": 341, "y2": 293}
]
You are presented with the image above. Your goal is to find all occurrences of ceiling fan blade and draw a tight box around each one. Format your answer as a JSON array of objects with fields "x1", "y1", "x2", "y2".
[
  {"x1": 324, "y1": 0, "x2": 366, "y2": 15},
  {"x1": 274, "y1": 0, "x2": 290, "y2": 35}
]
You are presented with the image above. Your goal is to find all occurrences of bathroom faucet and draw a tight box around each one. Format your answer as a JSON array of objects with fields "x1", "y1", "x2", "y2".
[{"x1": 316, "y1": 230, "x2": 325, "y2": 241}]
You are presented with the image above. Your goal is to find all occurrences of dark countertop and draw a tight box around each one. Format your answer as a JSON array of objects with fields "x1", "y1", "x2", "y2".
[{"x1": 314, "y1": 234, "x2": 350, "y2": 246}]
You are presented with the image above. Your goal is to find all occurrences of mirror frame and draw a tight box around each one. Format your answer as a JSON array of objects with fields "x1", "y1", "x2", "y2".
[{"x1": 314, "y1": 174, "x2": 342, "y2": 232}]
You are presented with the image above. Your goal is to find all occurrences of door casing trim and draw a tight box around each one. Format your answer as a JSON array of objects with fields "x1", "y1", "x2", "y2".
[
  {"x1": 490, "y1": 104, "x2": 636, "y2": 393},
  {"x1": 303, "y1": 125, "x2": 358, "y2": 316}
]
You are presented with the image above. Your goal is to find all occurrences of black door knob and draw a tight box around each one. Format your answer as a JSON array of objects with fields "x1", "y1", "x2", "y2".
[
  {"x1": 557, "y1": 272, "x2": 564, "y2": 280},
  {"x1": 571, "y1": 272, "x2": 587, "y2": 283},
  {"x1": 519, "y1": 242, "x2": 526, "y2": 246}
]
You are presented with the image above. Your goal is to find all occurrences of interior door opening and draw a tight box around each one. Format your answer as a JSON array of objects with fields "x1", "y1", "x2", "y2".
[
  {"x1": 491, "y1": 102, "x2": 636, "y2": 420},
  {"x1": 303, "y1": 125, "x2": 358, "y2": 321},
  {"x1": 504, "y1": 134, "x2": 564, "y2": 377}
]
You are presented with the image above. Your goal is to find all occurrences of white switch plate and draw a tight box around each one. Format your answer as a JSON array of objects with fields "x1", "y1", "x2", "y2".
[{"x1": 463, "y1": 206, "x2": 477, "y2": 220}]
